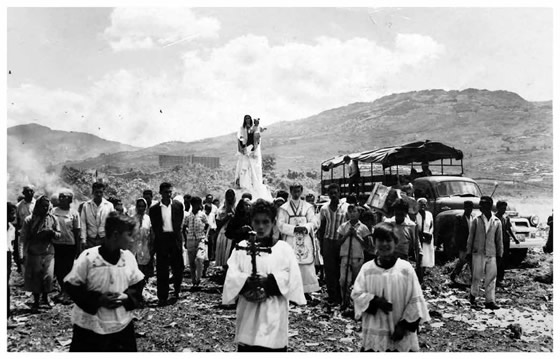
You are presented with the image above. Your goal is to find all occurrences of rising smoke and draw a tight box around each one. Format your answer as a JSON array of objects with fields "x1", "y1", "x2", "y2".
[{"x1": 7, "y1": 138, "x2": 66, "y2": 202}]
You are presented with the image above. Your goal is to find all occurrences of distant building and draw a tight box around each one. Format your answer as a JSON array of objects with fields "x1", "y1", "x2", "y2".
[{"x1": 158, "y1": 154, "x2": 220, "y2": 169}]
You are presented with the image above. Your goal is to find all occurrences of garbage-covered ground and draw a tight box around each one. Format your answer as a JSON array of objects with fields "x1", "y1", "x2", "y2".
[{"x1": 6, "y1": 249, "x2": 553, "y2": 352}]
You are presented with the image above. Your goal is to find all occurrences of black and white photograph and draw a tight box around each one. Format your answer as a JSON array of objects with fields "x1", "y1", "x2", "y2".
[{"x1": 4, "y1": 2, "x2": 556, "y2": 353}]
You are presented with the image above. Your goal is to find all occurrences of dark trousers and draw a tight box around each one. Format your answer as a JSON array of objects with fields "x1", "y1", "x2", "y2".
[
  {"x1": 451, "y1": 250, "x2": 470, "y2": 278},
  {"x1": 54, "y1": 244, "x2": 76, "y2": 290},
  {"x1": 85, "y1": 236, "x2": 104, "y2": 249},
  {"x1": 544, "y1": 228, "x2": 553, "y2": 253},
  {"x1": 323, "y1": 239, "x2": 341, "y2": 304},
  {"x1": 155, "y1": 233, "x2": 184, "y2": 301},
  {"x1": 238, "y1": 343, "x2": 287, "y2": 352},
  {"x1": 13, "y1": 233, "x2": 22, "y2": 271},
  {"x1": 348, "y1": 175, "x2": 361, "y2": 196},
  {"x1": 207, "y1": 229, "x2": 216, "y2": 261},
  {"x1": 203, "y1": 229, "x2": 217, "y2": 274},
  {"x1": 497, "y1": 238, "x2": 510, "y2": 282},
  {"x1": 70, "y1": 322, "x2": 137, "y2": 352},
  {"x1": 8, "y1": 252, "x2": 12, "y2": 316}
]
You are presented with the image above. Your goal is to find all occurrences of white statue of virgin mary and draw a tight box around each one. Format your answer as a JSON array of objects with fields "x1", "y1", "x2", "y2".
[{"x1": 234, "y1": 114, "x2": 272, "y2": 201}]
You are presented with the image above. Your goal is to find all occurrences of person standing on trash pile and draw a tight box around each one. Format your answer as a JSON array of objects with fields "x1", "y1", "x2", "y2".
[
  {"x1": 360, "y1": 207, "x2": 378, "y2": 263},
  {"x1": 130, "y1": 198, "x2": 153, "y2": 305},
  {"x1": 183, "y1": 196, "x2": 209, "y2": 292},
  {"x1": 20, "y1": 195, "x2": 61, "y2": 313},
  {"x1": 277, "y1": 182, "x2": 320, "y2": 303},
  {"x1": 203, "y1": 194, "x2": 218, "y2": 275},
  {"x1": 450, "y1": 201, "x2": 474, "y2": 284},
  {"x1": 352, "y1": 222, "x2": 430, "y2": 352},
  {"x1": 222, "y1": 199, "x2": 305, "y2": 352},
  {"x1": 317, "y1": 183, "x2": 348, "y2": 306},
  {"x1": 415, "y1": 198, "x2": 434, "y2": 277},
  {"x1": 384, "y1": 199, "x2": 423, "y2": 283},
  {"x1": 80, "y1": 182, "x2": 115, "y2": 250},
  {"x1": 214, "y1": 189, "x2": 237, "y2": 272},
  {"x1": 7, "y1": 202, "x2": 17, "y2": 318},
  {"x1": 466, "y1": 196, "x2": 503, "y2": 310},
  {"x1": 337, "y1": 203, "x2": 370, "y2": 313},
  {"x1": 495, "y1": 200, "x2": 518, "y2": 287},
  {"x1": 149, "y1": 182, "x2": 184, "y2": 307},
  {"x1": 225, "y1": 198, "x2": 253, "y2": 257},
  {"x1": 64, "y1": 212, "x2": 144, "y2": 352},
  {"x1": 15, "y1": 185, "x2": 36, "y2": 273},
  {"x1": 52, "y1": 189, "x2": 81, "y2": 305}
]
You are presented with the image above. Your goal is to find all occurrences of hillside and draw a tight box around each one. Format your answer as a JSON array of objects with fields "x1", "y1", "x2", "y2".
[
  {"x1": 6, "y1": 123, "x2": 140, "y2": 197},
  {"x1": 7, "y1": 123, "x2": 139, "y2": 167},
  {"x1": 62, "y1": 89, "x2": 552, "y2": 182}
]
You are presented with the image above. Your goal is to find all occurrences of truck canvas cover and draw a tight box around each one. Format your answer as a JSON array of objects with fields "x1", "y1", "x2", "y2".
[{"x1": 320, "y1": 140, "x2": 464, "y2": 171}]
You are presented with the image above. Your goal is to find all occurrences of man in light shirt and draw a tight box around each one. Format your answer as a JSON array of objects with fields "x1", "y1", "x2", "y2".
[
  {"x1": 466, "y1": 196, "x2": 503, "y2": 310},
  {"x1": 80, "y1": 182, "x2": 114, "y2": 249},
  {"x1": 318, "y1": 183, "x2": 348, "y2": 305}
]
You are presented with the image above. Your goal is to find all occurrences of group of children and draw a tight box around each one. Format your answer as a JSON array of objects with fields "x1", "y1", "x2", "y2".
[{"x1": 220, "y1": 187, "x2": 430, "y2": 352}]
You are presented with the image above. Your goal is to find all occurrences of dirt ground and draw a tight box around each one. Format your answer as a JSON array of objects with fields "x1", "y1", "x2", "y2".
[{"x1": 6, "y1": 249, "x2": 553, "y2": 352}]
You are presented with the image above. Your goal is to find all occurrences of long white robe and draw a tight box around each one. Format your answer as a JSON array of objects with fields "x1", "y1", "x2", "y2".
[
  {"x1": 277, "y1": 200, "x2": 320, "y2": 293},
  {"x1": 351, "y1": 258, "x2": 430, "y2": 352},
  {"x1": 416, "y1": 210, "x2": 434, "y2": 267},
  {"x1": 235, "y1": 126, "x2": 272, "y2": 201},
  {"x1": 222, "y1": 240, "x2": 306, "y2": 349}
]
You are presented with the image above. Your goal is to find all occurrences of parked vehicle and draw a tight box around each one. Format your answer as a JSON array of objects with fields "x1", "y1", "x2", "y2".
[
  {"x1": 507, "y1": 215, "x2": 545, "y2": 265},
  {"x1": 320, "y1": 140, "x2": 540, "y2": 263}
]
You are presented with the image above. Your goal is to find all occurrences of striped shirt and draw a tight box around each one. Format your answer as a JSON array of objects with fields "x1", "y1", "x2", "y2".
[
  {"x1": 319, "y1": 202, "x2": 348, "y2": 241},
  {"x1": 184, "y1": 211, "x2": 208, "y2": 251}
]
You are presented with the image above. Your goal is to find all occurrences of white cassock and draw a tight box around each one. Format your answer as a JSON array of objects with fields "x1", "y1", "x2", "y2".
[
  {"x1": 277, "y1": 200, "x2": 320, "y2": 293},
  {"x1": 351, "y1": 258, "x2": 430, "y2": 352},
  {"x1": 416, "y1": 210, "x2": 434, "y2": 267},
  {"x1": 222, "y1": 240, "x2": 306, "y2": 349}
]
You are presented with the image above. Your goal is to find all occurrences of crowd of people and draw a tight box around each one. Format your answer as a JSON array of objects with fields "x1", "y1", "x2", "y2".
[{"x1": 6, "y1": 177, "x2": 543, "y2": 352}]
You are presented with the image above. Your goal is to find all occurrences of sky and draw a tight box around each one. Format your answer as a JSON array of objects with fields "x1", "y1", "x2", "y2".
[{"x1": 6, "y1": 6, "x2": 554, "y2": 147}]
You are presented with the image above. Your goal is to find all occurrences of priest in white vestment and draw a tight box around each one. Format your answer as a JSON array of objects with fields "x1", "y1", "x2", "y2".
[{"x1": 277, "y1": 183, "x2": 320, "y2": 296}]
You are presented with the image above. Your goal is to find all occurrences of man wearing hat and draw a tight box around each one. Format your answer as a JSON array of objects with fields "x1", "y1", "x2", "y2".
[
  {"x1": 466, "y1": 196, "x2": 503, "y2": 310},
  {"x1": 15, "y1": 185, "x2": 36, "y2": 273},
  {"x1": 277, "y1": 183, "x2": 320, "y2": 300}
]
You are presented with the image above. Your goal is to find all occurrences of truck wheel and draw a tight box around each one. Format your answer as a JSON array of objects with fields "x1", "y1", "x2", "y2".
[{"x1": 508, "y1": 248, "x2": 528, "y2": 266}]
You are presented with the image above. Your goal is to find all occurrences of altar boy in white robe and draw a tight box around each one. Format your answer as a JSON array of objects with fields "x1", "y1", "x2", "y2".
[
  {"x1": 222, "y1": 199, "x2": 306, "y2": 352},
  {"x1": 352, "y1": 222, "x2": 430, "y2": 352},
  {"x1": 277, "y1": 183, "x2": 320, "y2": 300}
]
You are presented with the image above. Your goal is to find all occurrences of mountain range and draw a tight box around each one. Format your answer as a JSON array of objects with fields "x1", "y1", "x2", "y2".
[
  {"x1": 7, "y1": 89, "x2": 552, "y2": 185},
  {"x1": 7, "y1": 123, "x2": 139, "y2": 166}
]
